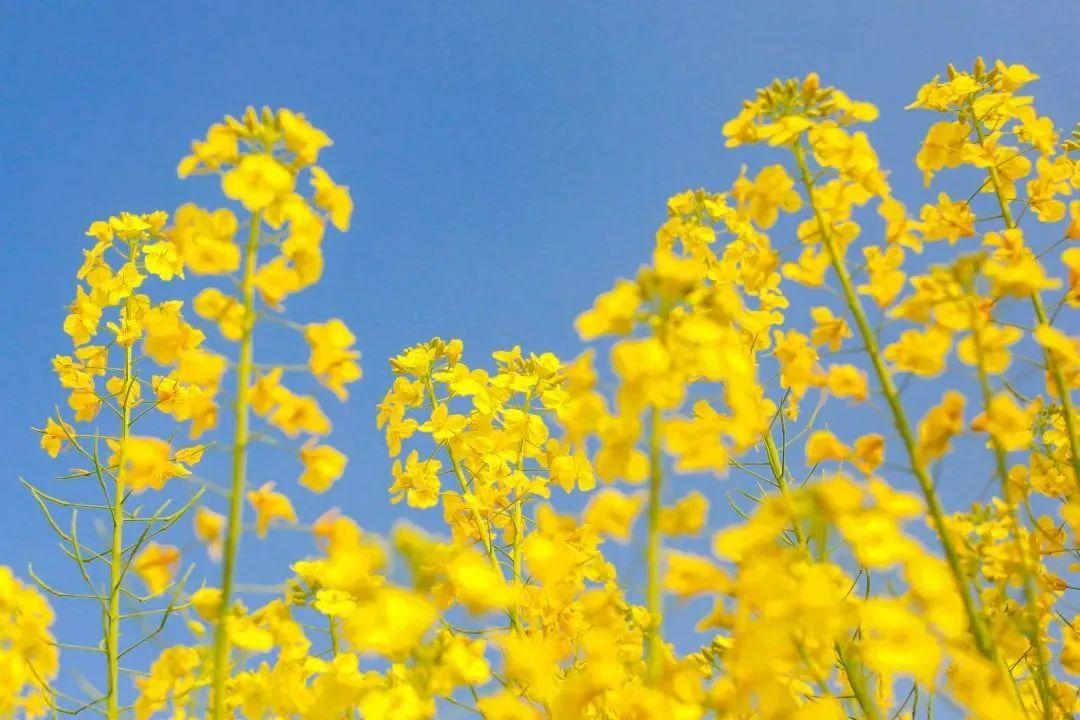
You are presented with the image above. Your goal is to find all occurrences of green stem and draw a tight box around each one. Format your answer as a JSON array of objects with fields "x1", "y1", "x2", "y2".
[
  {"x1": 645, "y1": 404, "x2": 664, "y2": 682},
  {"x1": 837, "y1": 642, "x2": 885, "y2": 720},
  {"x1": 329, "y1": 616, "x2": 339, "y2": 656},
  {"x1": 422, "y1": 378, "x2": 504, "y2": 581},
  {"x1": 965, "y1": 103, "x2": 1080, "y2": 485},
  {"x1": 964, "y1": 287, "x2": 1054, "y2": 719},
  {"x1": 763, "y1": 433, "x2": 806, "y2": 546},
  {"x1": 790, "y1": 142, "x2": 995, "y2": 659},
  {"x1": 964, "y1": 104, "x2": 1071, "y2": 718},
  {"x1": 211, "y1": 210, "x2": 261, "y2": 720},
  {"x1": 763, "y1": 434, "x2": 883, "y2": 715},
  {"x1": 105, "y1": 342, "x2": 133, "y2": 720}
]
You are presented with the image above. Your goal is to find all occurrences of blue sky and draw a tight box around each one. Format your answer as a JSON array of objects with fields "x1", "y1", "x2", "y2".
[{"x1": 2, "y1": 1, "x2": 1079, "y2": 714}]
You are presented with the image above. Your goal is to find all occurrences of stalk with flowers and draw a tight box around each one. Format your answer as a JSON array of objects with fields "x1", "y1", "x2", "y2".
[{"x1": 173, "y1": 107, "x2": 359, "y2": 719}]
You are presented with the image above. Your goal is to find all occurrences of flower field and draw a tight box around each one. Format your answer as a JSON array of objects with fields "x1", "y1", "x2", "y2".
[{"x1": 3, "y1": 45, "x2": 1080, "y2": 720}]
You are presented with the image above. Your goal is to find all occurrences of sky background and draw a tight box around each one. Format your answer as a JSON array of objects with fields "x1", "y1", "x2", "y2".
[{"x1": 2, "y1": 2, "x2": 1079, "y2": 716}]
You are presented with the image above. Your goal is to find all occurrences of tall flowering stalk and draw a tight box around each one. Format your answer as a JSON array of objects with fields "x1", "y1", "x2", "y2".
[
  {"x1": 717, "y1": 60, "x2": 1079, "y2": 716},
  {"x1": 174, "y1": 107, "x2": 359, "y2": 719},
  {"x1": 34, "y1": 212, "x2": 208, "y2": 718}
]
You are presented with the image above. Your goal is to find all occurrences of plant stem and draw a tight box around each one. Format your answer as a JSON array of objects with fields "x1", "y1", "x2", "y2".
[
  {"x1": 211, "y1": 210, "x2": 261, "y2": 720},
  {"x1": 964, "y1": 104, "x2": 1072, "y2": 718},
  {"x1": 763, "y1": 433, "x2": 806, "y2": 545},
  {"x1": 763, "y1": 433, "x2": 883, "y2": 716},
  {"x1": 329, "y1": 616, "x2": 339, "y2": 656},
  {"x1": 964, "y1": 279, "x2": 1054, "y2": 720},
  {"x1": 105, "y1": 342, "x2": 133, "y2": 720},
  {"x1": 645, "y1": 404, "x2": 664, "y2": 682},
  {"x1": 837, "y1": 642, "x2": 885, "y2": 720},
  {"x1": 964, "y1": 103, "x2": 1080, "y2": 484},
  {"x1": 422, "y1": 378, "x2": 504, "y2": 580},
  {"x1": 790, "y1": 141, "x2": 995, "y2": 659}
]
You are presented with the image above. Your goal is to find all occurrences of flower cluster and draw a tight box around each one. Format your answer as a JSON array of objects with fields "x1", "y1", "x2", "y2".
[{"x1": 0, "y1": 567, "x2": 57, "y2": 718}]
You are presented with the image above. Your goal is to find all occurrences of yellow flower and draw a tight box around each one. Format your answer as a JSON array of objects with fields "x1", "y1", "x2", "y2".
[
  {"x1": 883, "y1": 326, "x2": 951, "y2": 377},
  {"x1": 194, "y1": 506, "x2": 225, "y2": 561},
  {"x1": 299, "y1": 441, "x2": 348, "y2": 494},
  {"x1": 1026, "y1": 156, "x2": 1072, "y2": 223},
  {"x1": 664, "y1": 551, "x2": 729, "y2": 598},
  {"x1": 141, "y1": 240, "x2": 185, "y2": 281},
  {"x1": 1066, "y1": 201, "x2": 1080, "y2": 240},
  {"x1": 446, "y1": 551, "x2": 517, "y2": 613},
  {"x1": 859, "y1": 598, "x2": 942, "y2": 685},
  {"x1": 343, "y1": 587, "x2": 436, "y2": 659},
  {"x1": 611, "y1": 336, "x2": 683, "y2": 411},
  {"x1": 178, "y1": 121, "x2": 239, "y2": 177},
  {"x1": 594, "y1": 412, "x2": 649, "y2": 482},
  {"x1": 247, "y1": 482, "x2": 298, "y2": 538},
  {"x1": 310, "y1": 167, "x2": 353, "y2": 231},
  {"x1": 919, "y1": 193, "x2": 975, "y2": 244},
  {"x1": 956, "y1": 321, "x2": 1022, "y2": 374},
  {"x1": 853, "y1": 434, "x2": 885, "y2": 474},
  {"x1": 278, "y1": 108, "x2": 332, "y2": 166},
  {"x1": 142, "y1": 301, "x2": 205, "y2": 365},
  {"x1": 253, "y1": 255, "x2": 302, "y2": 307},
  {"x1": 1063, "y1": 247, "x2": 1080, "y2": 307},
  {"x1": 98, "y1": 261, "x2": 146, "y2": 306},
  {"x1": 269, "y1": 392, "x2": 332, "y2": 437},
  {"x1": 476, "y1": 692, "x2": 543, "y2": 720},
  {"x1": 583, "y1": 488, "x2": 644, "y2": 542},
  {"x1": 193, "y1": 287, "x2": 245, "y2": 341},
  {"x1": 40, "y1": 417, "x2": 74, "y2": 458},
  {"x1": 0, "y1": 566, "x2": 59, "y2": 716},
  {"x1": 825, "y1": 363, "x2": 869, "y2": 401},
  {"x1": 805, "y1": 430, "x2": 851, "y2": 464},
  {"x1": 190, "y1": 587, "x2": 222, "y2": 621},
  {"x1": 305, "y1": 319, "x2": 362, "y2": 400},
  {"x1": 114, "y1": 436, "x2": 188, "y2": 493},
  {"x1": 659, "y1": 491, "x2": 709, "y2": 536},
  {"x1": 389, "y1": 450, "x2": 442, "y2": 508},
  {"x1": 63, "y1": 286, "x2": 102, "y2": 346},
  {"x1": 917, "y1": 391, "x2": 965, "y2": 463},
  {"x1": 132, "y1": 543, "x2": 181, "y2": 595},
  {"x1": 420, "y1": 403, "x2": 467, "y2": 442},
  {"x1": 167, "y1": 204, "x2": 240, "y2": 275},
  {"x1": 915, "y1": 121, "x2": 969, "y2": 185},
  {"x1": 782, "y1": 246, "x2": 831, "y2": 287},
  {"x1": 68, "y1": 387, "x2": 102, "y2": 422},
  {"x1": 970, "y1": 394, "x2": 1034, "y2": 452},
  {"x1": 732, "y1": 164, "x2": 802, "y2": 229},
  {"x1": 1033, "y1": 324, "x2": 1080, "y2": 367},
  {"x1": 575, "y1": 279, "x2": 641, "y2": 339},
  {"x1": 221, "y1": 153, "x2": 295, "y2": 211},
  {"x1": 773, "y1": 329, "x2": 821, "y2": 407},
  {"x1": 809, "y1": 306, "x2": 851, "y2": 351},
  {"x1": 858, "y1": 244, "x2": 906, "y2": 308}
]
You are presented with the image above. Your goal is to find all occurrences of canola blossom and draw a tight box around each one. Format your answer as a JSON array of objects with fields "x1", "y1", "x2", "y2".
[{"x1": 7, "y1": 58, "x2": 1080, "y2": 719}]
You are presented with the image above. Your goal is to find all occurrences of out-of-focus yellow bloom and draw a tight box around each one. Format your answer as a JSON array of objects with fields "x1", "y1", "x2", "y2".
[
  {"x1": 583, "y1": 488, "x2": 644, "y2": 543},
  {"x1": 299, "y1": 441, "x2": 348, "y2": 493},
  {"x1": 194, "y1": 506, "x2": 225, "y2": 561},
  {"x1": 132, "y1": 543, "x2": 181, "y2": 595},
  {"x1": 247, "y1": 482, "x2": 298, "y2": 538},
  {"x1": 305, "y1": 319, "x2": 362, "y2": 400},
  {"x1": 221, "y1": 153, "x2": 295, "y2": 211}
]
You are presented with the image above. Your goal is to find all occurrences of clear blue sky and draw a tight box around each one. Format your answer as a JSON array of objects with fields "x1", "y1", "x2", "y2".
[{"x1": 2, "y1": 1, "x2": 1078, "y2": 714}]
